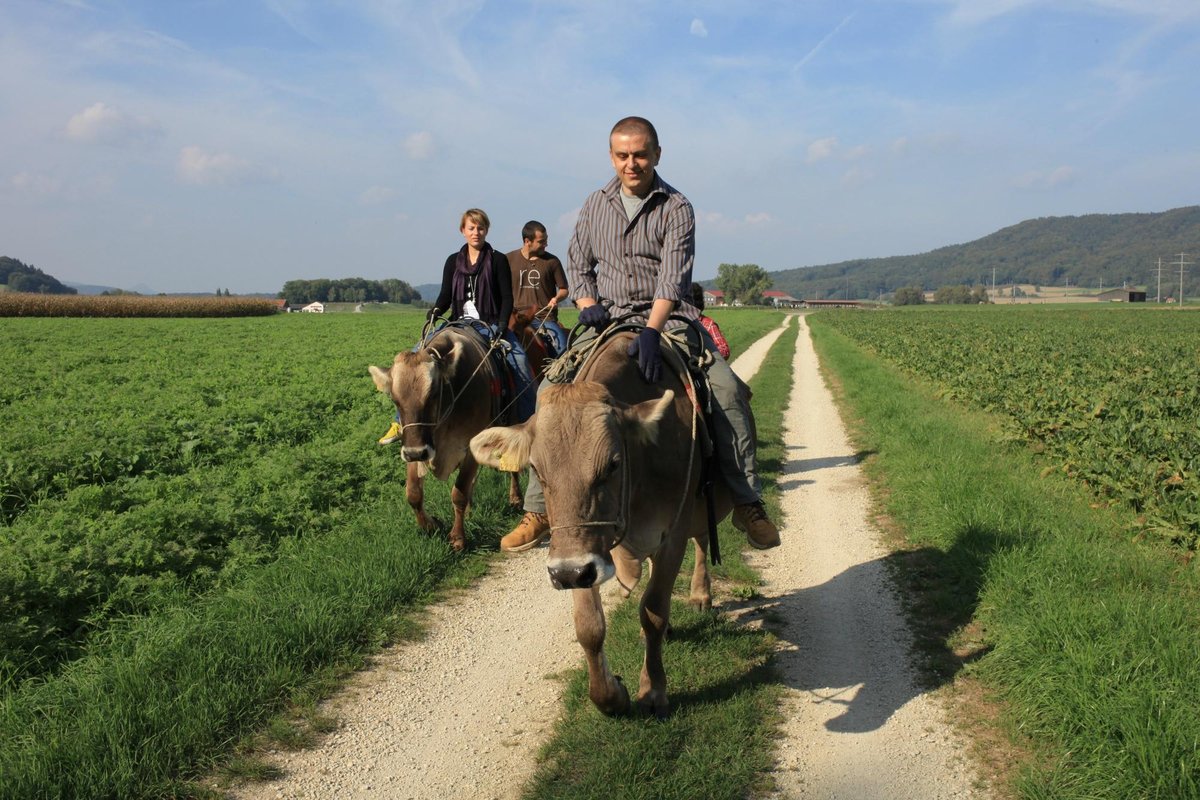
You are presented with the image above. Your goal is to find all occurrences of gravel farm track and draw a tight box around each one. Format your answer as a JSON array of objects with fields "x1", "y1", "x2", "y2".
[{"x1": 230, "y1": 314, "x2": 986, "y2": 800}]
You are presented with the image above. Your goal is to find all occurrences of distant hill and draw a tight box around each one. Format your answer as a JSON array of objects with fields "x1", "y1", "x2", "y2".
[
  {"x1": 767, "y1": 206, "x2": 1200, "y2": 301},
  {"x1": 1, "y1": 257, "x2": 77, "y2": 295}
]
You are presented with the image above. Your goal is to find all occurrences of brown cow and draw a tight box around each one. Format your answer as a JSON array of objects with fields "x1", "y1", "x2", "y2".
[
  {"x1": 470, "y1": 331, "x2": 731, "y2": 718},
  {"x1": 370, "y1": 324, "x2": 531, "y2": 551}
]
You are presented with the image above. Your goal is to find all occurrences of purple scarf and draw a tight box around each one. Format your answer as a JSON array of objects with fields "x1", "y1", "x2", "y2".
[{"x1": 451, "y1": 243, "x2": 500, "y2": 324}]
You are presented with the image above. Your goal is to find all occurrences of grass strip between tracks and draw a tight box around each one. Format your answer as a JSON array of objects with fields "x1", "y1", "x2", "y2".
[
  {"x1": 522, "y1": 316, "x2": 797, "y2": 800},
  {"x1": 807, "y1": 315, "x2": 1200, "y2": 800}
]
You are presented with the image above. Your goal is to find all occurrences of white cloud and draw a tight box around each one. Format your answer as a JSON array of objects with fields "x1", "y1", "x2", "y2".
[
  {"x1": 359, "y1": 185, "x2": 396, "y2": 205},
  {"x1": 404, "y1": 131, "x2": 435, "y2": 160},
  {"x1": 841, "y1": 165, "x2": 874, "y2": 188},
  {"x1": 698, "y1": 210, "x2": 775, "y2": 233},
  {"x1": 65, "y1": 102, "x2": 163, "y2": 146},
  {"x1": 1012, "y1": 165, "x2": 1078, "y2": 189},
  {"x1": 939, "y1": 0, "x2": 1200, "y2": 28},
  {"x1": 690, "y1": 18, "x2": 708, "y2": 37},
  {"x1": 557, "y1": 207, "x2": 581, "y2": 236},
  {"x1": 10, "y1": 171, "x2": 63, "y2": 196},
  {"x1": 806, "y1": 137, "x2": 839, "y2": 163},
  {"x1": 177, "y1": 146, "x2": 280, "y2": 186},
  {"x1": 890, "y1": 133, "x2": 962, "y2": 158}
]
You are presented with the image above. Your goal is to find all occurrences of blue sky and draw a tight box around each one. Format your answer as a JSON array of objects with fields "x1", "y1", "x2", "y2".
[{"x1": 1, "y1": 0, "x2": 1197, "y2": 294}]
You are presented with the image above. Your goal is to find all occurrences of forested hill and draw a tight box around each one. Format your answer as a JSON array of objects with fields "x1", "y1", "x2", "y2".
[
  {"x1": 0, "y1": 257, "x2": 77, "y2": 295},
  {"x1": 769, "y1": 206, "x2": 1200, "y2": 301}
]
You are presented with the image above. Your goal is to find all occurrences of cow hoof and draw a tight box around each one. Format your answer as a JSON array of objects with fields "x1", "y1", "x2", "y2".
[
  {"x1": 449, "y1": 535, "x2": 466, "y2": 552},
  {"x1": 593, "y1": 676, "x2": 631, "y2": 716},
  {"x1": 688, "y1": 596, "x2": 713, "y2": 613},
  {"x1": 636, "y1": 696, "x2": 671, "y2": 721}
]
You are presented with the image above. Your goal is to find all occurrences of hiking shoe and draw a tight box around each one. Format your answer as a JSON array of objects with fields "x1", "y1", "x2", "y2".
[
  {"x1": 501, "y1": 511, "x2": 550, "y2": 552},
  {"x1": 377, "y1": 420, "x2": 402, "y2": 445},
  {"x1": 732, "y1": 502, "x2": 781, "y2": 550}
]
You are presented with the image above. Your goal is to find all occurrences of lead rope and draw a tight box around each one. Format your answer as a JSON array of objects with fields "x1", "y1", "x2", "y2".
[{"x1": 398, "y1": 322, "x2": 506, "y2": 434}]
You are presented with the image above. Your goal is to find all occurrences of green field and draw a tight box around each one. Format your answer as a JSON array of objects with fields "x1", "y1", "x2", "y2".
[
  {"x1": 808, "y1": 306, "x2": 1200, "y2": 798},
  {"x1": 814, "y1": 305, "x2": 1200, "y2": 551},
  {"x1": 0, "y1": 308, "x2": 786, "y2": 797}
]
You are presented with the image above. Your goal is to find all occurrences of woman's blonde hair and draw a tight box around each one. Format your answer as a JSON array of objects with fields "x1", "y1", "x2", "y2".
[{"x1": 460, "y1": 208, "x2": 491, "y2": 231}]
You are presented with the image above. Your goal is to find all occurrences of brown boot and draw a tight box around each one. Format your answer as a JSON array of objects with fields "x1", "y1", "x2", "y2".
[
  {"x1": 733, "y1": 502, "x2": 781, "y2": 550},
  {"x1": 500, "y1": 511, "x2": 550, "y2": 552}
]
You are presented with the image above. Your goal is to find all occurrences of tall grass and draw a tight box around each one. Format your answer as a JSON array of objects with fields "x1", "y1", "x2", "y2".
[
  {"x1": 807, "y1": 315, "x2": 1200, "y2": 799},
  {"x1": 0, "y1": 483, "x2": 521, "y2": 797}
]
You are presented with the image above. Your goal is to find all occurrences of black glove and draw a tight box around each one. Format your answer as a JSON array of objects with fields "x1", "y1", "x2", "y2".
[
  {"x1": 578, "y1": 304, "x2": 611, "y2": 331},
  {"x1": 627, "y1": 327, "x2": 663, "y2": 383}
]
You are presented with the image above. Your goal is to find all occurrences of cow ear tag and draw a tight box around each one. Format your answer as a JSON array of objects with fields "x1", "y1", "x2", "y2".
[{"x1": 498, "y1": 451, "x2": 519, "y2": 472}]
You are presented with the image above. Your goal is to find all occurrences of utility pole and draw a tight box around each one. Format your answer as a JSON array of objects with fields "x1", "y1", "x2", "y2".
[
  {"x1": 1156, "y1": 257, "x2": 1165, "y2": 303},
  {"x1": 991, "y1": 267, "x2": 996, "y2": 300},
  {"x1": 1175, "y1": 252, "x2": 1192, "y2": 308}
]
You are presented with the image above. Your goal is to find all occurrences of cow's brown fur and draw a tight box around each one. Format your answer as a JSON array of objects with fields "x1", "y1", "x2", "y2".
[
  {"x1": 470, "y1": 331, "x2": 732, "y2": 717},
  {"x1": 369, "y1": 325, "x2": 528, "y2": 551}
]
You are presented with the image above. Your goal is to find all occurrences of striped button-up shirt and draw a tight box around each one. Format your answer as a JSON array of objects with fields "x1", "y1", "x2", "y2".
[{"x1": 567, "y1": 173, "x2": 698, "y2": 326}]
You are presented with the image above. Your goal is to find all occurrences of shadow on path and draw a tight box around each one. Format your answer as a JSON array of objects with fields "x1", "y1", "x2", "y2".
[{"x1": 721, "y1": 525, "x2": 1012, "y2": 732}]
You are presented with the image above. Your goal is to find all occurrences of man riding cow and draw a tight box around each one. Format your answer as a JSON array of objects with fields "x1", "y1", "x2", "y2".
[{"x1": 500, "y1": 115, "x2": 780, "y2": 553}]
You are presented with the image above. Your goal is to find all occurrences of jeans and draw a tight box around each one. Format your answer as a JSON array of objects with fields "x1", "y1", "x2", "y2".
[
  {"x1": 530, "y1": 318, "x2": 568, "y2": 357},
  {"x1": 501, "y1": 329, "x2": 536, "y2": 422},
  {"x1": 522, "y1": 323, "x2": 761, "y2": 514}
]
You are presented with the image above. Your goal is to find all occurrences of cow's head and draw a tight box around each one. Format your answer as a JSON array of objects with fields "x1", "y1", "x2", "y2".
[
  {"x1": 471, "y1": 382, "x2": 674, "y2": 590},
  {"x1": 369, "y1": 340, "x2": 465, "y2": 464}
]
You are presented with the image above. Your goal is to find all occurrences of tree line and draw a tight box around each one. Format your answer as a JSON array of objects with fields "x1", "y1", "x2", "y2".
[
  {"x1": 712, "y1": 263, "x2": 773, "y2": 305},
  {"x1": 0, "y1": 257, "x2": 77, "y2": 295},
  {"x1": 279, "y1": 277, "x2": 421, "y2": 305}
]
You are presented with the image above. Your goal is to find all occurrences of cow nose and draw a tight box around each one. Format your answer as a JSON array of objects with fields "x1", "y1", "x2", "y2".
[
  {"x1": 401, "y1": 445, "x2": 432, "y2": 462},
  {"x1": 548, "y1": 561, "x2": 598, "y2": 590}
]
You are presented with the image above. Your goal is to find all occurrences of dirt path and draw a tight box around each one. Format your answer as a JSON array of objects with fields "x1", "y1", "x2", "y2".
[
  {"x1": 750, "y1": 315, "x2": 981, "y2": 798},
  {"x1": 230, "y1": 315, "x2": 981, "y2": 799}
]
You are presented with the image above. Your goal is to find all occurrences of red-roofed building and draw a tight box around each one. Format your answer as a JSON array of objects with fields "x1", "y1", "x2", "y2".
[{"x1": 702, "y1": 288, "x2": 726, "y2": 306}]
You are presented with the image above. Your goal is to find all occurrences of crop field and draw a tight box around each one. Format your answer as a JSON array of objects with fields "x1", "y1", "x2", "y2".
[
  {"x1": 0, "y1": 307, "x2": 784, "y2": 796},
  {"x1": 0, "y1": 292, "x2": 280, "y2": 317},
  {"x1": 812, "y1": 305, "x2": 1200, "y2": 550}
]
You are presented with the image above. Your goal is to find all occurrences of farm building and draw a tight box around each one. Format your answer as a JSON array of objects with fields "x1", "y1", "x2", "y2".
[
  {"x1": 702, "y1": 288, "x2": 726, "y2": 306},
  {"x1": 1096, "y1": 289, "x2": 1147, "y2": 302},
  {"x1": 762, "y1": 290, "x2": 802, "y2": 308},
  {"x1": 803, "y1": 299, "x2": 863, "y2": 308},
  {"x1": 301, "y1": 301, "x2": 325, "y2": 313}
]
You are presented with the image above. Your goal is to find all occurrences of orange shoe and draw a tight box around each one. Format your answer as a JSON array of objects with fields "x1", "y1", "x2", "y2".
[
  {"x1": 500, "y1": 511, "x2": 550, "y2": 552},
  {"x1": 733, "y1": 502, "x2": 781, "y2": 550}
]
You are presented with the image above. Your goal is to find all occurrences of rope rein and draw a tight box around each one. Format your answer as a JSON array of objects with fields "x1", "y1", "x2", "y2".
[{"x1": 399, "y1": 308, "x2": 553, "y2": 435}]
